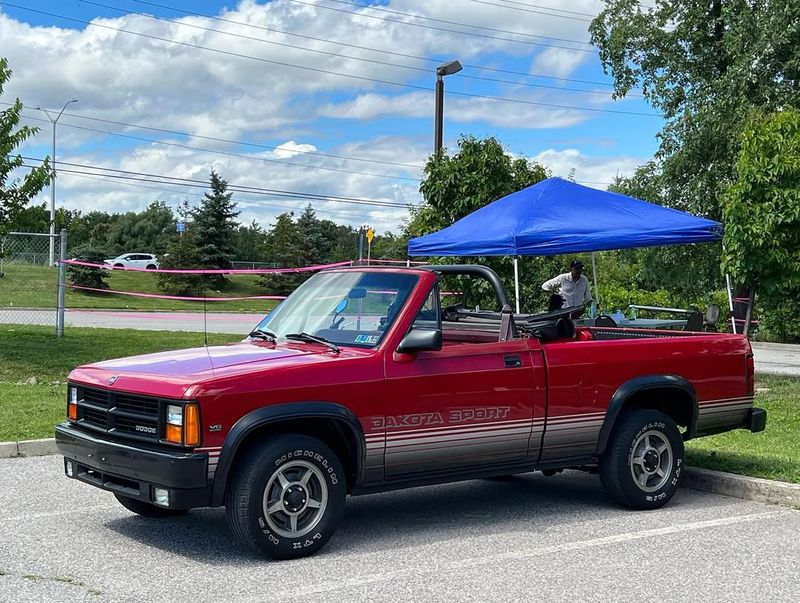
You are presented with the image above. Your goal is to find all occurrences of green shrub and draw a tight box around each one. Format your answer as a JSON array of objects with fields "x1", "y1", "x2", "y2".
[
  {"x1": 156, "y1": 235, "x2": 204, "y2": 297},
  {"x1": 66, "y1": 244, "x2": 109, "y2": 291}
]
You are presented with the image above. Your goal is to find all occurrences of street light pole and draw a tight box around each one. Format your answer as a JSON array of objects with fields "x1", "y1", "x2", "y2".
[
  {"x1": 38, "y1": 99, "x2": 78, "y2": 266},
  {"x1": 434, "y1": 60, "x2": 462, "y2": 153}
]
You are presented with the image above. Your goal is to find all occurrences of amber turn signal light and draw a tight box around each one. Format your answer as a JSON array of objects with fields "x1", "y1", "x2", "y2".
[
  {"x1": 165, "y1": 423, "x2": 182, "y2": 444},
  {"x1": 184, "y1": 403, "x2": 200, "y2": 447},
  {"x1": 68, "y1": 402, "x2": 78, "y2": 421}
]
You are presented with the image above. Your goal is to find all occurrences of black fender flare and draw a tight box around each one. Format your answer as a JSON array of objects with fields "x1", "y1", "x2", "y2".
[
  {"x1": 210, "y1": 401, "x2": 365, "y2": 506},
  {"x1": 595, "y1": 375, "x2": 698, "y2": 456}
]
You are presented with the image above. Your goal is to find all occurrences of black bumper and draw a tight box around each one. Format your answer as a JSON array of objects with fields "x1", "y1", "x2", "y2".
[
  {"x1": 55, "y1": 422, "x2": 213, "y2": 509},
  {"x1": 746, "y1": 407, "x2": 767, "y2": 433}
]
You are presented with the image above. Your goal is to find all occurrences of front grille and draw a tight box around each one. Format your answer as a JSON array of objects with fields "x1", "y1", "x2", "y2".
[
  {"x1": 116, "y1": 393, "x2": 159, "y2": 415},
  {"x1": 75, "y1": 385, "x2": 163, "y2": 443}
]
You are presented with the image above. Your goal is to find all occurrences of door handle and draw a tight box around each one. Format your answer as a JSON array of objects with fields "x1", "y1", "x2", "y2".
[{"x1": 504, "y1": 355, "x2": 522, "y2": 368}]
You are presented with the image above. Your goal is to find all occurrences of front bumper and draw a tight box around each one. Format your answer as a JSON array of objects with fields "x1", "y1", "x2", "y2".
[{"x1": 55, "y1": 422, "x2": 213, "y2": 509}]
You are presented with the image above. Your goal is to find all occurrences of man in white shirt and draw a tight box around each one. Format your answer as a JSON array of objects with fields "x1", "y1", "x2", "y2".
[{"x1": 542, "y1": 260, "x2": 592, "y2": 314}]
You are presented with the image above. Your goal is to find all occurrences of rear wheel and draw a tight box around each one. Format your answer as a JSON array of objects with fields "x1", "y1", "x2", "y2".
[
  {"x1": 600, "y1": 410, "x2": 684, "y2": 510},
  {"x1": 145, "y1": 264, "x2": 157, "y2": 270},
  {"x1": 225, "y1": 434, "x2": 346, "y2": 560},
  {"x1": 114, "y1": 494, "x2": 188, "y2": 518}
]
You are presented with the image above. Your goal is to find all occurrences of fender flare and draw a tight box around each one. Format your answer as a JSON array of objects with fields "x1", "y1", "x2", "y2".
[
  {"x1": 210, "y1": 401, "x2": 365, "y2": 506},
  {"x1": 595, "y1": 375, "x2": 698, "y2": 456}
]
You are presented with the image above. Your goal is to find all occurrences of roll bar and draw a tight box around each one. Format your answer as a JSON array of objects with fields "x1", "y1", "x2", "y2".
[{"x1": 420, "y1": 264, "x2": 511, "y2": 309}]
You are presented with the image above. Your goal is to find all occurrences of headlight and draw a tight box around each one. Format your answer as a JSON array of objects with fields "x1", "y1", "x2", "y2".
[
  {"x1": 67, "y1": 386, "x2": 78, "y2": 421},
  {"x1": 165, "y1": 403, "x2": 200, "y2": 447}
]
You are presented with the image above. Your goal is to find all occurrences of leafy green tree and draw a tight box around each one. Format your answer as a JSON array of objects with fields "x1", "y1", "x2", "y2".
[
  {"x1": 408, "y1": 135, "x2": 555, "y2": 311},
  {"x1": 590, "y1": 0, "x2": 800, "y2": 218},
  {"x1": 1, "y1": 58, "x2": 51, "y2": 236},
  {"x1": 260, "y1": 212, "x2": 304, "y2": 295},
  {"x1": 722, "y1": 108, "x2": 800, "y2": 337},
  {"x1": 103, "y1": 201, "x2": 176, "y2": 256},
  {"x1": 192, "y1": 171, "x2": 239, "y2": 286},
  {"x1": 409, "y1": 136, "x2": 550, "y2": 235}
]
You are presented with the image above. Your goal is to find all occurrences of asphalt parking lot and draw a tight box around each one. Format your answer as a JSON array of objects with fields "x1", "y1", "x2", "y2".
[{"x1": 2, "y1": 456, "x2": 799, "y2": 602}]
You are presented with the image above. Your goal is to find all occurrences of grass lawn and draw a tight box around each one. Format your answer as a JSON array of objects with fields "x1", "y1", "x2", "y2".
[
  {"x1": 0, "y1": 263, "x2": 281, "y2": 312},
  {"x1": 686, "y1": 375, "x2": 800, "y2": 483},
  {"x1": 0, "y1": 325, "x2": 238, "y2": 442}
]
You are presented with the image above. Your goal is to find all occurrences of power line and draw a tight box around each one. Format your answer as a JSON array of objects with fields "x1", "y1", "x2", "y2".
[
  {"x1": 1, "y1": 4, "x2": 659, "y2": 117},
  {"x1": 62, "y1": 171, "x2": 389, "y2": 221},
  {"x1": 465, "y1": 0, "x2": 595, "y2": 19},
  {"x1": 133, "y1": 0, "x2": 619, "y2": 87},
  {"x1": 281, "y1": 0, "x2": 595, "y2": 50},
  {"x1": 83, "y1": 0, "x2": 631, "y2": 98},
  {"x1": 20, "y1": 156, "x2": 415, "y2": 208},
  {"x1": 490, "y1": 0, "x2": 598, "y2": 17},
  {"x1": 13, "y1": 106, "x2": 421, "y2": 182}
]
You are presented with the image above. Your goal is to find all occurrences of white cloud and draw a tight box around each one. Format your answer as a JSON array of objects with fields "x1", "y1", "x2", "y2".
[
  {"x1": 530, "y1": 148, "x2": 642, "y2": 188},
  {"x1": 531, "y1": 48, "x2": 589, "y2": 79},
  {"x1": 272, "y1": 140, "x2": 317, "y2": 158},
  {"x1": 319, "y1": 91, "x2": 592, "y2": 129}
]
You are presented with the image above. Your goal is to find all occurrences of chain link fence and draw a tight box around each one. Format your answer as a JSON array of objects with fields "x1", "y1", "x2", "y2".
[{"x1": 0, "y1": 231, "x2": 61, "y2": 330}]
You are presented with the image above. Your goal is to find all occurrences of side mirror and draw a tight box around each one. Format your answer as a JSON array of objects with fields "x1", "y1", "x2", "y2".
[{"x1": 396, "y1": 328, "x2": 442, "y2": 354}]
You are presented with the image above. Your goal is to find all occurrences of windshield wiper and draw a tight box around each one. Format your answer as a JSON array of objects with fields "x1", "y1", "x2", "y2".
[
  {"x1": 285, "y1": 332, "x2": 340, "y2": 354},
  {"x1": 248, "y1": 328, "x2": 277, "y2": 343}
]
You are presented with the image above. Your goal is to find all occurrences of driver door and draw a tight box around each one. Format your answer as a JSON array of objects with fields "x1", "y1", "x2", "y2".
[{"x1": 382, "y1": 285, "x2": 539, "y2": 477}]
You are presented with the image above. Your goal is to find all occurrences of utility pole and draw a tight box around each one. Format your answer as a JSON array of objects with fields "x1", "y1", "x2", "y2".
[{"x1": 38, "y1": 99, "x2": 78, "y2": 266}]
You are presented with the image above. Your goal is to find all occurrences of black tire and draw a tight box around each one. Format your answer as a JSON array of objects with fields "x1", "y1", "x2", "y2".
[
  {"x1": 145, "y1": 264, "x2": 157, "y2": 270},
  {"x1": 114, "y1": 494, "x2": 188, "y2": 518},
  {"x1": 225, "y1": 434, "x2": 347, "y2": 560},
  {"x1": 114, "y1": 263, "x2": 124, "y2": 268},
  {"x1": 600, "y1": 409, "x2": 684, "y2": 510}
]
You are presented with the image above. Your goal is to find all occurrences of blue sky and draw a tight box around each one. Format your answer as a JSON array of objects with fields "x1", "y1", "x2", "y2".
[{"x1": 1, "y1": 0, "x2": 664, "y2": 231}]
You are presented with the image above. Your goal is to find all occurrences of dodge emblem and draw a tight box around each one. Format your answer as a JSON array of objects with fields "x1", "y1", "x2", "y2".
[{"x1": 108, "y1": 375, "x2": 118, "y2": 385}]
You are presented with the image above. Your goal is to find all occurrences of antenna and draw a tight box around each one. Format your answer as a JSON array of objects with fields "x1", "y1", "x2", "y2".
[{"x1": 202, "y1": 275, "x2": 208, "y2": 347}]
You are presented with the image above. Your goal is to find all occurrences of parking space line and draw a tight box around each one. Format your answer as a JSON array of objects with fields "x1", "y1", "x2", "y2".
[{"x1": 270, "y1": 510, "x2": 793, "y2": 598}]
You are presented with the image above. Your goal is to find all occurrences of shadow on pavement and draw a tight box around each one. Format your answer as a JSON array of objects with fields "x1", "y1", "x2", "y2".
[{"x1": 105, "y1": 471, "x2": 623, "y2": 564}]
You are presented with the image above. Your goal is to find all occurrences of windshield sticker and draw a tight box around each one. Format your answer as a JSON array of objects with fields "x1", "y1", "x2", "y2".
[{"x1": 354, "y1": 335, "x2": 380, "y2": 344}]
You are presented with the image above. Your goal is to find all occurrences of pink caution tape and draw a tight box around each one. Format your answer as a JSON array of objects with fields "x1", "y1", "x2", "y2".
[
  {"x1": 61, "y1": 259, "x2": 353, "y2": 274},
  {"x1": 67, "y1": 284, "x2": 286, "y2": 301}
]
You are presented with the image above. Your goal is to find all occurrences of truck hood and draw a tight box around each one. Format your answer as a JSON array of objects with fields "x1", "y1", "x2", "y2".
[
  {"x1": 68, "y1": 341, "x2": 355, "y2": 397},
  {"x1": 89, "y1": 342, "x2": 328, "y2": 376}
]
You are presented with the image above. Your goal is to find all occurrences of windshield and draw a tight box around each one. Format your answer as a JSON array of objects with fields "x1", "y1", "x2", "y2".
[{"x1": 253, "y1": 271, "x2": 419, "y2": 348}]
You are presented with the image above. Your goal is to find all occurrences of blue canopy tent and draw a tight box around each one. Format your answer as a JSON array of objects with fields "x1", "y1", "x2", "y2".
[{"x1": 407, "y1": 177, "x2": 723, "y2": 313}]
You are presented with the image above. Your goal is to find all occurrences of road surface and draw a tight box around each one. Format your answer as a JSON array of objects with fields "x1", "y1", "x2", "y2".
[
  {"x1": 0, "y1": 308, "x2": 261, "y2": 334},
  {"x1": 3, "y1": 309, "x2": 800, "y2": 376},
  {"x1": 1, "y1": 455, "x2": 799, "y2": 602}
]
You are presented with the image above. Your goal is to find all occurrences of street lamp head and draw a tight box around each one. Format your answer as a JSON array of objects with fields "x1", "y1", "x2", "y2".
[{"x1": 436, "y1": 60, "x2": 463, "y2": 77}]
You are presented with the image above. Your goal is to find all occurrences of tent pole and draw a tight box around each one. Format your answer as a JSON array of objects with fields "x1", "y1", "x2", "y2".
[
  {"x1": 513, "y1": 257, "x2": 520, "y2": 314},
  {"x1": 591, "y1": 252, "x2": 600, "y2": 310},
  {"x1": 725, "y1": 273, "x2": 736, "y2": 334}
]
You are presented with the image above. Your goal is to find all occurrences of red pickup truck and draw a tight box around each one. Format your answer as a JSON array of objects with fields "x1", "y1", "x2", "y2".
[{"x1": 56, "y1": 265, "x2": 765, "y2": 560}]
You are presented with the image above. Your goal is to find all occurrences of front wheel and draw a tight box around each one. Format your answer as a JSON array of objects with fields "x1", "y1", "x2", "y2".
[
  {"x1": 600, "y1": 410, "x2": 684, "y2": 510},
  {"x1": 225, "y1": 434, "x2": 346, "y2": 560}
]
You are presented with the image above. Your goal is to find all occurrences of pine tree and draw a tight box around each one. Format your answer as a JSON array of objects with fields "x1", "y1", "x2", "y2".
[{"x1": 192, "y1": 170, "x2": 239, "y2": 286}]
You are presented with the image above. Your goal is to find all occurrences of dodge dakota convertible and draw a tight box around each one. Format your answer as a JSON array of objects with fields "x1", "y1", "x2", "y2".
[{"x1": 56, "y1": 265, "x2": 765, "y2": 559}]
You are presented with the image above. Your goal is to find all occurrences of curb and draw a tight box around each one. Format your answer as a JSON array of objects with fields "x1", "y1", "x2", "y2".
[
  {"x1": 0, "y1": 438, "x2": 58, "y2": 459},
  {"x1": 681, "y1": 466, "x2": 800, "y2": 508}
]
